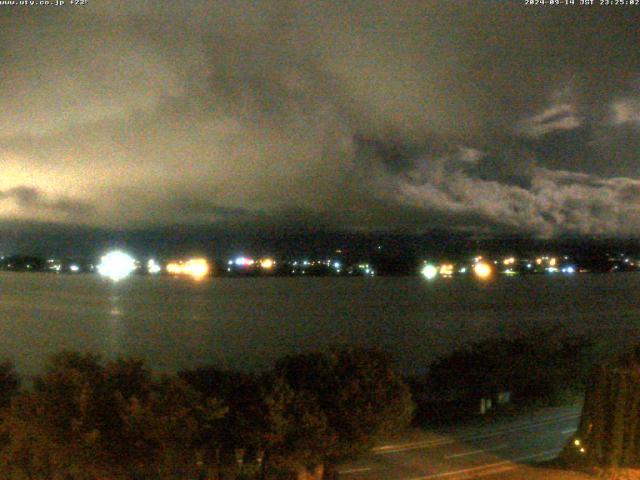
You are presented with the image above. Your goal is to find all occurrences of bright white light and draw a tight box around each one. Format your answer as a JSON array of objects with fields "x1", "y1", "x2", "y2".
[
  {"x1": 69, "y1": 264, "x2": 80, "y2": 273},
  {"x1": 97, "y1": 250, "x2": 136, "y2": 281},
  {"x1": 147, "y1": 259, "x2": 161, "y2": 274},
  {"x1": 421, "y1": 264, "x2": 438, "y2": 280},
  {"x1": 333, "y1": 261, "x2": 341, "y2": 269},
  {"x1": 562, "y1": 266, "x2": 575, "y2": 274}
]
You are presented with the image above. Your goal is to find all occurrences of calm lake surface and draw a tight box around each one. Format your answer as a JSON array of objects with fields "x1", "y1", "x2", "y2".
[{"x1": 1, "y1": 272, "x2": 639, "y2": 376}]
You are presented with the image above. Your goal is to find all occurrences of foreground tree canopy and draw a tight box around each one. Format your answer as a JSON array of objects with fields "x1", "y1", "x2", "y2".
[{"x1": 0, "y1": 348, "x2": 414, "y2": 480}]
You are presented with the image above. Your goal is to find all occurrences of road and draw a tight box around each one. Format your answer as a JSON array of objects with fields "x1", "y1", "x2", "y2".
[{"x1": 337, "y1": 405, "x2": 581, "y2": 479}]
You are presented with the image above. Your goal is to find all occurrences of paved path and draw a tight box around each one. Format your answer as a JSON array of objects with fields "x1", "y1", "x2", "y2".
[{"x1": 338, "y1": 405, "x2": 581, "y2": 479}]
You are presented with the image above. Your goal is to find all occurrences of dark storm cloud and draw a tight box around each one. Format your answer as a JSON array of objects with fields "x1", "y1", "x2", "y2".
[{"x1": 1, "y1": 1, "x2": 640, "y2": 237}]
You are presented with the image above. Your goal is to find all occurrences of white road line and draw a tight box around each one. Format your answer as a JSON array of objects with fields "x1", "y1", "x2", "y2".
[
  {"x1": 338, "y1": 467, "x2": 372, "y2": 475},
  {"x1": 445, "y1": 444, "x2": 508, "y2": 459},
  {"x1": 463, "y1": 464, "x2": 517, "y2": 479},
  {"x1": 375, "y1": 414, "x2": 579, "y2": 455},
  {"x1": 405, "y1": 448, "x2": 560, "y2": 480}
]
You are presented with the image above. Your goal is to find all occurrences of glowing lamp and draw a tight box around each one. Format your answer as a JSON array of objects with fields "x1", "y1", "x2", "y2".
[
  {"x1": 473, "y1": 262, "x2": 492, "y2": 279},
  {"x1": 147, "y1": 259, "x2": 161, "y2": 274},
  {"x1": 97, "y1": 250, "x2": 136, "y2": 281},
  {"x1": 260, "y1": 258, "x2": 275, "y2": 270},
  {"x1": 184, "y1": 258, "x2": 210, "y2": 278},
  {"x1": 421, "y1": 264, "x2": 438, "y2": 280},
  {"x1": 166, "y1": 262, "x2": 182, "y2": 275},
  {"x1": 439, "y1": 264, "x2": 454, "y2": 276},
  {"x1": 167, "y1": 258, "x2": 210, "y2": 279}
]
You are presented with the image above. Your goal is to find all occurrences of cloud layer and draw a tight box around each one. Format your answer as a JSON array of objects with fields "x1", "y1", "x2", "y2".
[{"x1": 1, "y1": 2, "x2": 639, "y2": 237}]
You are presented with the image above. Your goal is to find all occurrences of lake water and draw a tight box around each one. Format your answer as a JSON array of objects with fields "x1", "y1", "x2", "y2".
[{"x1": 0, "y1": 272, "x2": 639, "y2": 376}]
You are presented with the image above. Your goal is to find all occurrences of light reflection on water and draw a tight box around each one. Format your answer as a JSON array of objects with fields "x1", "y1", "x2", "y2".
[{"x1": 0, "y1": 272, "x2": 639, "y2": 376}]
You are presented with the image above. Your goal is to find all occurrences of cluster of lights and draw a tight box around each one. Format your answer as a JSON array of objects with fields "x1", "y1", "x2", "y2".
[
  {"x1": 147, "y1": 259, "x2": 162, "y2": 274},
  {"x1": 260, "y1": 258, "x2": 275, "y2": 270},
  {"x1": 287, "y1": 258, "x2": 343, "y2": 275},
  {"x1": 226, "y1": 257, "x2": 276, "y2": 271},
  {"x1": 233, "y1": 257, "x2": 254, "y2": 267},
  {"x1": 356, "y1": 263, "x2": 375, "y2": 276},
  {"x1": 498, "y1": 255, "x2": 576, "y2": 275},
  {"x1": 421, "y1": 260, "x2": 493, "y2": 280},
  {"x1": 166, "y1": 258, "x2": 210, "y2": 279},
  {"x1": 419, "y1": 253, "x2": 585, "y2": 280},
  {"x1": 535, "y1": 256, "x2": 558, "y2": 267},
  {"x1": 439, "y1": 264, "x2": 454, "y2": 277}
]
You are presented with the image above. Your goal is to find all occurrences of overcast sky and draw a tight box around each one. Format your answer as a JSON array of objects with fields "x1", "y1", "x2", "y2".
[{"x1": 2, "y1": 1, "x2": 640, "y2": 240}]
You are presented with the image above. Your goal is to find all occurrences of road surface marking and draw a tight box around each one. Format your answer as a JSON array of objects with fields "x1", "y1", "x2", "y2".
[
  {"x1": 445, "y1": 444, "x2": 508, "y2": 459},
  {"x1": 405, "y1": 448, "x2": 560, "y2": 480},
  {"x1": 338, "y1": 467, "x2": 372, "y2": 475},
  {"x1": 562, "y1": 428, "x2": 576, "y2": 434},
  {"x1": 467, "y1": 464, "x2": 517, "y2": 479},
  {"x1": 375, "y1": 414, "x2": 579, "y2": 454}
]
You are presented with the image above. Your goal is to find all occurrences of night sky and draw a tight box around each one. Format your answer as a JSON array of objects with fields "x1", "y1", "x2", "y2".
[{"x1": 2, "y1": 1, "x2": 640, "y2": 254}]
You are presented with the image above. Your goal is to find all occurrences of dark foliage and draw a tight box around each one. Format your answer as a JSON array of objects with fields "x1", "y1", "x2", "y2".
[
  {"x1": 275, "y1": 348, "x2": 415, "y2": 460},
  {"x1": 0, "y1": 348, "x2": 413, "y2": 479},
  {"x1": 0, "y1": 361, "x2": 19, "y2": 410},
  {"x1": 425, "y1": 328, "x2": 596, "y2": 408}
]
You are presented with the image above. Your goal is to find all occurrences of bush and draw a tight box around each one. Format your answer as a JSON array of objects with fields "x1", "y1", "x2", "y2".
[
  {"x1": 0, "y1": 352, "x2": 226, "y2": 479},
  {"x1": 425, "y1": 328, "x2": 596, "y2": 407},
  {"x1": 0, "y1": 348, "x2": 414, "y2": 479},
  {"x1": 274, "y1": 348, "x2": 415, "y2": 460}
]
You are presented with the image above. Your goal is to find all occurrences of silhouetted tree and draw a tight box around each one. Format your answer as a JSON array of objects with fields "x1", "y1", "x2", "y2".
[
  {"x1": 274, "y1": 348, "x2": 415, "y2": 472},
  {"x1": 0, "y1": 351, "x2": 226, "y2": 479}
]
